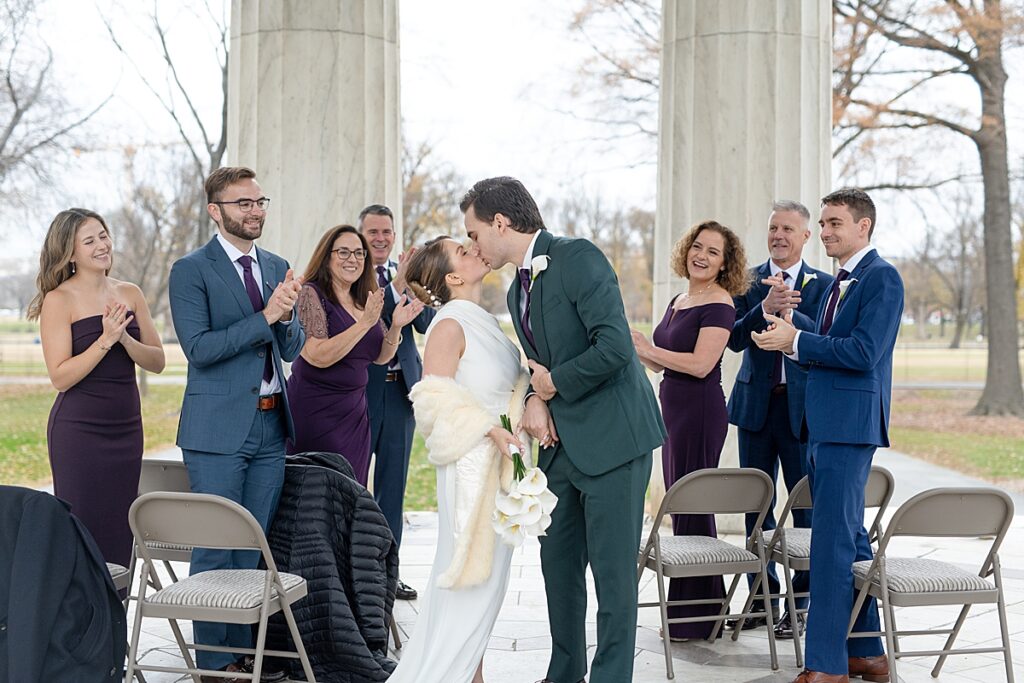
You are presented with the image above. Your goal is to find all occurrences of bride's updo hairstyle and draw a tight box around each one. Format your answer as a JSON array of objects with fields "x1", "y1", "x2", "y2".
[{"x1": 404, "y1": 236, "x2": 455, "y2": 309}]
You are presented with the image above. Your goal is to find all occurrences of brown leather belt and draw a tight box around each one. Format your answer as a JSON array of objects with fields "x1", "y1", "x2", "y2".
[
  {"x1": 771, "y1": 384, "x2": 788, "y2": 396},
  {"x1": 258, "y1": 393, "x2": 282, "y2": 411},
  {"x1": 385, "y1": 370, "x2": 403, "y2": 383}
]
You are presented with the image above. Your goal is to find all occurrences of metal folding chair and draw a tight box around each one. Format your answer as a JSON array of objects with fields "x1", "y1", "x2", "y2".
[
  {"x1": 125, "y1": 492, "x2": 316, "y2": 683},
  {"x1": 637, "y1": 467, "x2": 777, "y2": 679},
  {"x1": 847, "y1": 487, "x2": 1015, "y2": 683}
]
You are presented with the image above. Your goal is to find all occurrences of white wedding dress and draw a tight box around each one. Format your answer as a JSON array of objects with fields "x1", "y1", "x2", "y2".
[{"x1": 388, "y1": 299, "x2": 522, "y2": 683}]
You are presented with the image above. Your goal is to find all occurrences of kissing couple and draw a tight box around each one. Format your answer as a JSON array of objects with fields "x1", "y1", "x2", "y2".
[{"x1": 386, "y1": 176, "x2": 666, "y2": 683}]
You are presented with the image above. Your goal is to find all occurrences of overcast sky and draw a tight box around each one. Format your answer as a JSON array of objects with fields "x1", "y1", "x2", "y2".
[{"x1": 3, "y1": 0, "x2": 1020, "y2": 267}]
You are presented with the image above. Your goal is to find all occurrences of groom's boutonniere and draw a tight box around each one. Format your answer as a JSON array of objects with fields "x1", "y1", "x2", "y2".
[
  {"x1": 529, "y1": 255, "x2": 550, "y2": 292},
  {"x1": 388, "y1": 262, "x2": 398, "y2": 281},
  {"x1": 802, "y1": 272, "x2": 817, "y2": 288},
  {"x1": 838, "y1": 278, "x2": 857, "y2": 301}
]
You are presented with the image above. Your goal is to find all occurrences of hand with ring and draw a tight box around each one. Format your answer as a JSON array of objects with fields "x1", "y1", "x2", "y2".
[{"x1": 101, "y1": 301, "x2": 133, "y2": 348}]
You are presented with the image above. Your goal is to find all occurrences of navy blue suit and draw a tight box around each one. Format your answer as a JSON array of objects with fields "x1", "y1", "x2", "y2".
[
  {"x1": 367, "y1": 264, "x2": 435, "y2": 548},
  {"x1": 728, "y1": 260, "x2": 832, "y2": 611},
  {"x1": 797, "y1": 248, "x2": 903, "y2": 674}
]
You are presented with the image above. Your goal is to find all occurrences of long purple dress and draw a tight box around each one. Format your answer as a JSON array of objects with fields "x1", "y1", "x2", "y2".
[
  {"x1": 653, "y1": 299, "x2": 736, "y2": 639},
  {"x1": 47, "y1": 314, "x2": 143, "y2": 568},
  {"x1": 286, "y1": 283, "x2": 385, "y2": 485}
]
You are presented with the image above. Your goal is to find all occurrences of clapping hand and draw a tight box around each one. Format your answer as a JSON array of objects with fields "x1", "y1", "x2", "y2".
[
  {"x1": 100, "y1": 302, "x2": 133, "y2": 348},
  {"x1": 264, "y1": 269, "x2": 303, "y2": 324},
  {"x1": 761, "y1": 274, "x2": 801, "y2": 315},
  {"x1": 360, "y1": 289, "x2": 385, "y2": 327},
  {"x1": 752, "y1": 310, "x2": 797, "y2": 353},
  {"x1": 390, "y1": 293, "x2": 425, "y2": 328},
  {"x1": 527, "y1": 359, "x2": 558, "y2": 401},
  {"x1": 392, "y1": 248, "x2": 417, "y2": 294}
]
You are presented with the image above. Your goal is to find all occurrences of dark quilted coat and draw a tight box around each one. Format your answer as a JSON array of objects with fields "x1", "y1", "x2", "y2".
[{"x1": 266, "y1": 452, "x2": 398, "y2": 681}]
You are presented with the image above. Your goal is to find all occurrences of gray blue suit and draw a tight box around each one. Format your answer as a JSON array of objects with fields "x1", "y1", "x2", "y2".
[
  {"x1": 367, "y1": 262, "x2": 435, "y2": 548},
  {"x1": 168, "y1": 235, "x2": 305, "y2": 670}
]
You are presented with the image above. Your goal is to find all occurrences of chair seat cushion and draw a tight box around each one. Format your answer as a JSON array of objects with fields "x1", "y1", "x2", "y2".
[
  {"x1": 853, "y1": 558, "x2": 994, "y2": 593},
  {"x1": 645, "y1": 535, "x2": 757, "y2": 566},
  {"x1": 777, "y1": 528, "x2": 812, "y2": 559},
  {"x1": 147, "y1": 569, "x2": 305, "y2": 609},
  {"x1": 106, "y1": 562, "x2": 129, "y2": 579}
]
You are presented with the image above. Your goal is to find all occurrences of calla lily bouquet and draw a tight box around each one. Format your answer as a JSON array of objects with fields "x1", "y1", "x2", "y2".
[{"x1": 492, "y1": 414, "x2": 558, "y2": 547}]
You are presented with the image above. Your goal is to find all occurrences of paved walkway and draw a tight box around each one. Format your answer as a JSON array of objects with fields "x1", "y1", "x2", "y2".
[{"x1": 126, "y1": 448, "x2": 1024, "y2": 681}]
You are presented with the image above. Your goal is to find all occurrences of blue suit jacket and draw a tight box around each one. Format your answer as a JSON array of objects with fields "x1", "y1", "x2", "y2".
[
  {"x1": 727, "y1": 260, "x2": 833, "y2": 436},
  {"x1": 799, "y1": 249, "x2": 904, "y2": 447},
  {"x1": 169, "y1": 237, "x2": 306, "y2": 454},
  {"x1": 366, "y1": 265, "x2": 436, "y2": 405}
]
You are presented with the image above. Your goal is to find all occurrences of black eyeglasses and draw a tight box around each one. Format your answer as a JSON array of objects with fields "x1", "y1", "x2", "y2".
[
  {"x1": 332, "y1": 248, "x2": 367, "y2": 261},
  {"x1": 212, "y1": 197, "x2": 270, "y2": 212}
]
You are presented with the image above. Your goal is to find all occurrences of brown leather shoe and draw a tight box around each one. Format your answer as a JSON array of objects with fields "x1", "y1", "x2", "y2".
[
  {"x1": 200, "y1": 661, "x2": 246, "y2": 683},
  {"x1": 792, "y1": 670, "x2": 850, "y2": 682},
  {"x1": 848, "y1": 654, "x2": 890, "y2": 682}
]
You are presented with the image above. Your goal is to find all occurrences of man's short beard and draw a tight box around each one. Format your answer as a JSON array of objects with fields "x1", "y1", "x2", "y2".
[{"x1": 222, "y1": 212, "x2": 264, "y2": 241}]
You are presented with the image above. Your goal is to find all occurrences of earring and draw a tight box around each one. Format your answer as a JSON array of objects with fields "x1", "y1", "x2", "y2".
[{"x1": 70, "y1": 262, "x2": 76, "y2": 274}]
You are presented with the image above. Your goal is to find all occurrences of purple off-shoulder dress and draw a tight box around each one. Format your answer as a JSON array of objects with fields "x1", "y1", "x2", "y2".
[
  {"x1": 653, "y1": 300, "x2": 736, "y2": 639},
  {"x1": 286, "y1": 283, "x2": 384, "y2": 485},
  {"x1": 47, "y1": 314, "x2": 143, "y2": 568}
]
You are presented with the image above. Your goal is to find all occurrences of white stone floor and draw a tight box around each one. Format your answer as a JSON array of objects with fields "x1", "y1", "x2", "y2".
[{"x1": 127, "y1": 448, "x2": 1024, "y2": 682}]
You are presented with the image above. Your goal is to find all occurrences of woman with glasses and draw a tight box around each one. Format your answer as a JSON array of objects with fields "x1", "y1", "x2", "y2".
[{"x1": 286, "y1": 224, "x2": 423, "y2": 484}]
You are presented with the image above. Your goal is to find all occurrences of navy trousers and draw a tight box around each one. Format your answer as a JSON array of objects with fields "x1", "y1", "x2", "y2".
[
  {"x1": 805, "y1": 440, "x2": 884, "y2": 675},
  {"x1": 182, "y1": 408, "x2": 286, "y2": 671},
  {"x1": 369, "y1": 379, "x2": 415, "y2": 548},
  {"x1": 737, "y1": 390, "x2": 811, "y2": 611}
]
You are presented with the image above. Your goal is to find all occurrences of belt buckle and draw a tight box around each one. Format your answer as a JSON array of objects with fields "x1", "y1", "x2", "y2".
[{"x1": 258, "y1": 394, "x2": 278, "y2": 411}]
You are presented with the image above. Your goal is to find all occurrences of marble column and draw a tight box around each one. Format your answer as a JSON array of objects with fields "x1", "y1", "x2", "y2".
[
  {"x1": 651, "y1": 1, "x2": 832, "y2": 521},
  {"x1": 228, "y1": 0, "x2": 402, "y2": 270}
]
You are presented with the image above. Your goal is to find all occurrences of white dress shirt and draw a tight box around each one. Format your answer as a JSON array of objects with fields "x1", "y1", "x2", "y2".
[
  {"x1": 216, "y1": 232, "x2": 283, "y2": 394},
  {"x1": 763, "y1": 260, "x2": 804, "y2": 384},
  {"x1": 788, "y1": 245, "x2": 876, "y2": 361}
]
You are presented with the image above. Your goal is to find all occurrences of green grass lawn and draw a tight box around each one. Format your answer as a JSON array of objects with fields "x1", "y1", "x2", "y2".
[{"x1": 0, "y1": 384, "x2": 184, "y2": 487}]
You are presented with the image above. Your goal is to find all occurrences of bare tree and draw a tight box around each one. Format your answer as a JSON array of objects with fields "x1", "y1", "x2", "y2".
[
  {"x1": 568, "y1": 0, "x2": 660, "y2": 159},
  {"x1": 401, "y1": 139, "x2": 465, "y2": 248},
  {"x1": 833, "y1": 0, "x2": 1024, "y2": 415},
  {"x1": 0, "y1": 0, "x2": 109, "y2": 200},
  {"x1": 99, "y1": 0, "x2": 228, "y2": 249}
]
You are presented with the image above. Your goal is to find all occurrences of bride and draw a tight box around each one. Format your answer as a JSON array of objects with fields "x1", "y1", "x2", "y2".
[{"x1": 388, "y1": 236, "x2": 530, "y2": 683}]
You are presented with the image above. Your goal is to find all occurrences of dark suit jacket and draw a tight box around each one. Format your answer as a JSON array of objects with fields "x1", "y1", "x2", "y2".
[
  {"x1": 366, "y1": 262, "x2": 436, "y2": 407},
  {"x1": 799, "y1": 249, "x2": 904, "y2": 447},
  {"x1": 507, "y1": 230, "x2": 666, "y2": 476},
  {"x1": 727, "y1": 260, "x2": 833, "y2": 436},
  {"x1": 0, "y1": 486, "x2": 126, "y2": 683},
  {"x1": 169, "y1": 237, "x2": 306, "y2": 454}
]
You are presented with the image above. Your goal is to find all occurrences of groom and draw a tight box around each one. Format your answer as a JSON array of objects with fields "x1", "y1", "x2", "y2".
[{"x1": 462, "y1": 177, "x2": 666, "y2": 683}]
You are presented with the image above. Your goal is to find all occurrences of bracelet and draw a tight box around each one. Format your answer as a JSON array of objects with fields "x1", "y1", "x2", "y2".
[
  {"x1": 97, "y1": 340, "x2": 112, "y2": 351},
  {"x1": 383, "y1": 333, "x2": 402, "y2": 346}
]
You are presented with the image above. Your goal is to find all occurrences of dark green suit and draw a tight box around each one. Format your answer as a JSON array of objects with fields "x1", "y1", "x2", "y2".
[{"x1": 509, "y1": 230, "x2": 666, "y2": 683}]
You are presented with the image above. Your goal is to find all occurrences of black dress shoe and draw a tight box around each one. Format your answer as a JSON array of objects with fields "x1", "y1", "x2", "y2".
[
  {"x1": 726, "y1": 607, "x2": 779, "y2": 631},
  {"x1": 240, "y1": 656, "x2": 287, "y2": 682},
  {"x1": 396, "y1": 579, "x2": 418, "y2": 600},
  {"x1": 774, "y1": 611, "x2": 806, "y2": 640}
]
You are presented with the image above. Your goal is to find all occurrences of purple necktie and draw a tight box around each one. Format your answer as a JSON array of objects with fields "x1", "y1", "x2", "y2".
[
  {"x1": 770, "y1": 271, "x2": 790, "y2": 388},
  {"x1": 819, "y1": 269, "x2": 850, "y2": 337},
  {"x1": 376, "y1": 264, "x2": 389, "y2": 289},
  {"x1": 238, "y1": 255, "x2": 274, "y2": 384},
  {"x1": 518, "y1": 268, "x2": 536, "y2": 349}
]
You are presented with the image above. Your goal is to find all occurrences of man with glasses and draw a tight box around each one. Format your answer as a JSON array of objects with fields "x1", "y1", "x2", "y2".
[
  {"x1": 169, "y1": 166, "x2": 305, "y2": 683},
  {"x1": 360, "y1": 204, "x2": 435, "y2": 601}
]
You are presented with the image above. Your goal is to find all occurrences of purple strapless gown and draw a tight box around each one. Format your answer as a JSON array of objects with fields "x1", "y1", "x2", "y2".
[
  {"x1": 286, "y1": 284, "x2": 385, "y2": 486},
  {"x1": 653, "y1": 300, "x2": 736, "y2": 639},
  {"x1": 47, "y1": 314, "x2": 143, "y2": 567}
]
